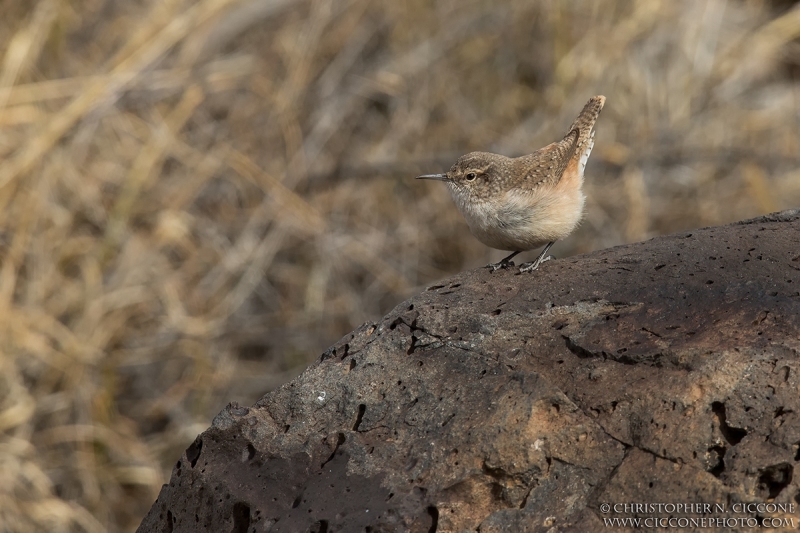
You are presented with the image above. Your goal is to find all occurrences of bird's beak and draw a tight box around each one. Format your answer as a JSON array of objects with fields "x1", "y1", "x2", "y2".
[{"x1": 416, "y1": 173, "x2": 450, "y2": 181}]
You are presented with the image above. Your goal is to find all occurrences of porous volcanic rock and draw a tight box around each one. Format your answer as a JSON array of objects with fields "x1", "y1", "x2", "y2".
[{"x1": 137, "y1": 209, "x2": 800, "y2": 532}]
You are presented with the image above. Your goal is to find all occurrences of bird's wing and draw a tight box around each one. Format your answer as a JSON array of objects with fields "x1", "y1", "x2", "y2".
[{"x1": 516, "y1": 128, "x2": 579, "y2": 189}]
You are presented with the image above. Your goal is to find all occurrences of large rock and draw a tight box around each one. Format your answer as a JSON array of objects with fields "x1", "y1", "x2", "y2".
[{"x1": 137, "y1": 210, "x2": 800, "y2": 532}]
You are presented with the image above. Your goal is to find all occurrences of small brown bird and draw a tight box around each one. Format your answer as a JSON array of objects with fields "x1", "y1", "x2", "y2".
[{"x1": 417, "y1": 95, "x2": 605, "y2": 272}]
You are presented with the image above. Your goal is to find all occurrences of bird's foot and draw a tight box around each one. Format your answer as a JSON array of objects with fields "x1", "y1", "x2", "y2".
[
  {"x1": 519, "y1": 255, "x2": 553, "y2": 273},
  {"x1": 486, "y1": 259, "x2": 515, "y2": 272}
]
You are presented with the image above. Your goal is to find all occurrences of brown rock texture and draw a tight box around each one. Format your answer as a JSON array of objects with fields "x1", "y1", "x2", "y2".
[{"x1": 137, "y1": 209, "x2": 800, "y2": 532}]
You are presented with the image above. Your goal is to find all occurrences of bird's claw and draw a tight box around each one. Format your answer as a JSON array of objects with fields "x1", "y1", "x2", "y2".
[
  {"x1": 519, "y1": 255, "x2": 553, "y2": 273},
  {"x1": 486, "y1": 260, "x2": 515, "y2": 272}
]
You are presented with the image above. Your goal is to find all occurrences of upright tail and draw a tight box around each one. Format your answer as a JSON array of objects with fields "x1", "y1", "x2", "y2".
[
  {"x1": 568, "y1": 95, "x2": 605, "y2": 146},
  {"x1": 517, "y1": 96, "x2": 606, "y2": 188},
  {"x1": 567, "y1": 95, "x2": 605, "y2": 174}
]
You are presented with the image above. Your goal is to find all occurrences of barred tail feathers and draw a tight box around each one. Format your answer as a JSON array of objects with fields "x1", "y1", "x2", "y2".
[{"x1": 567, "y1": 95, "x2": 604, "y2": 167}]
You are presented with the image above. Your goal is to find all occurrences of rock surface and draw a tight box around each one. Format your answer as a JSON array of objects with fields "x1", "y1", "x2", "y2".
[{"x1": 137, "y1": 209, "x2": 800, "y2": 532}]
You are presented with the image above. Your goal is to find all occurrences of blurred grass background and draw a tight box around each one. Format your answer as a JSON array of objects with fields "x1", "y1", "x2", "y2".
[{"x1": 0, "y1": 0, "x2": 799, "y2": 530}]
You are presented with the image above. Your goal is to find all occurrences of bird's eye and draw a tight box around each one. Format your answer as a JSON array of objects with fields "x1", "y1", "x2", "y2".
[{"x1": 466, "y1": 172, "x2": 477, "y2": 181}]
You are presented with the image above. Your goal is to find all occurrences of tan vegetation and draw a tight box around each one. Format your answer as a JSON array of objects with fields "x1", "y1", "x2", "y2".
[{"x1": 0, "y1": 0, "x2": 798, "y2": 530}]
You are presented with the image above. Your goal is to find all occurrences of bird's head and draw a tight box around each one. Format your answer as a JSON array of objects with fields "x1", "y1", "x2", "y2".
[{"x1": 416, "y1": 152, "x2": 510, "y2": 202}]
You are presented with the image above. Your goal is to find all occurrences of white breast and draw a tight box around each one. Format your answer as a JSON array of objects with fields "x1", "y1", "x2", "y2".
[{"x1": 449, "y1": 186, "x2": 585, "y2": 252}]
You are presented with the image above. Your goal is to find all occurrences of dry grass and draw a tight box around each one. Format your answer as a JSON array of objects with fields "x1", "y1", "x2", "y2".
[{"x1": 0, "y1": 0, "x2": 798, "y2": 530}]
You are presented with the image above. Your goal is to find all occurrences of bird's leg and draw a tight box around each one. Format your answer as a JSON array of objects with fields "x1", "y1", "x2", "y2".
[
  {"x1": 486, "y1": 251, "x2": 520, "y2": 271},
  {"x1": 519, "y1": 242, "x2": 555, "y2": 273}
]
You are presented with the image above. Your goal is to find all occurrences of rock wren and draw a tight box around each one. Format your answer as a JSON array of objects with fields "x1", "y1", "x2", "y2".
[{"x1": 417, "y1": 95, "x2": 605, "y2": 272}]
